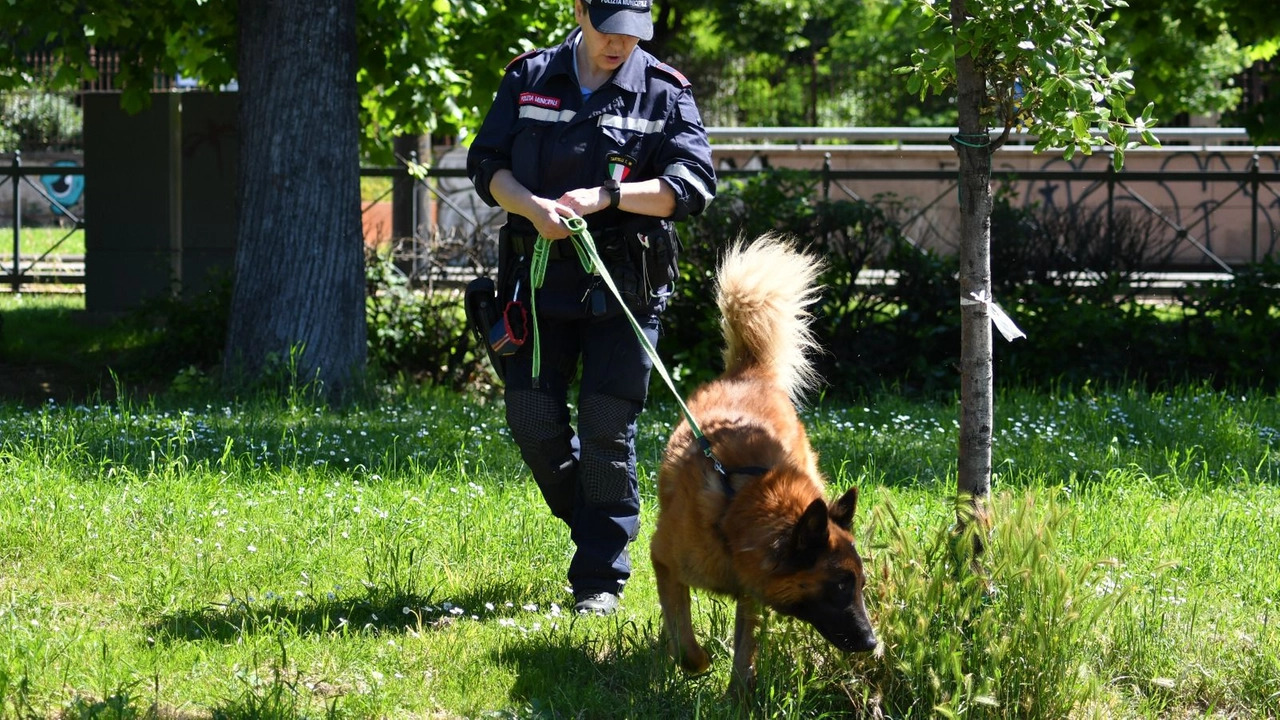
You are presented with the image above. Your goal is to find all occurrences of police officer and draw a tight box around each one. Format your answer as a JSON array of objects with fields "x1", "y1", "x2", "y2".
[{"x1": 466, "y1": 0, "x2": 716, "y2": 615}]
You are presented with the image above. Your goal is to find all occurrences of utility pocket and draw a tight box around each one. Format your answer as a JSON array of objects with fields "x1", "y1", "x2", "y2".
[{"x1": 635, "y1": 220, "x2": 680, "y2": 298}]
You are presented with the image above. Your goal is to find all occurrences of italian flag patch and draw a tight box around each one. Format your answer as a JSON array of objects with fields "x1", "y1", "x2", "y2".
[{"x1": 607, "y1": 153, "x2": 635, "y2": 182}]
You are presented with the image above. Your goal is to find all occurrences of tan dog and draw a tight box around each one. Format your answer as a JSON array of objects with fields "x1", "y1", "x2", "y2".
[{"x1": 649, "y1": 234, "x2": 877, "y2": 697}]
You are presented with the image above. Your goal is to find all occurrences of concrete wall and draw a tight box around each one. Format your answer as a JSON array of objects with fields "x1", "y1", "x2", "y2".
[{"x1": 82, "y1": 91, "x2": 238, "y2": 313}]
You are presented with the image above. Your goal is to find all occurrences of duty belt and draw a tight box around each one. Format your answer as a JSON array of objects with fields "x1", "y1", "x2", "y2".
[
  {"x1": 510, "y1": 233, "x2": 565, "y2": 260},
  {"x1": 510, "y1": 228, "x2": 623, "y2": 261}
]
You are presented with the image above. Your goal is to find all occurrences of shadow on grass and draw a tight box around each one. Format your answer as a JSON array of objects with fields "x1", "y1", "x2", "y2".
[
  {"x1": 487, "y1": 613, "x2": 865, "y2": 719},
  {"x1": 146, "y1": 581, "x2": 567, "y2": 645},
  {"x1": 488, "y1": 613, "x2": 730, "y2": 718}
]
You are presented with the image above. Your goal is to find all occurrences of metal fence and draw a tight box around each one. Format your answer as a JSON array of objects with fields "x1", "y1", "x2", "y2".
[
  {"x1": 4, "y1": 139, "x2": 1279, "y2": 293},
  {"x1": 0, "y1": 153, "x2": 85, "y2": 292}
]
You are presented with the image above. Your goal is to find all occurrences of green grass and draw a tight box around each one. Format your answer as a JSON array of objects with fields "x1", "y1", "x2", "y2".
[
  {"x1": 0, "y1": 295, "x2": 126, "y2": 362},
  {"x1": 361, "y1": 176, "x2": 393, "y2": 204},
  {"x1": 4, "y1": 225, "x2": 85, "y2": 257},
  {"x1": 1, "y1": 378, "x2": 1277, "y2": 718},
  {"x1": 0, "y1": 295, "x2": 157, "y2": 403}
]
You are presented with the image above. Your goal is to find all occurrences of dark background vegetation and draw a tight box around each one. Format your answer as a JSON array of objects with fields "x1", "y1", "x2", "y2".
[
  {"x1": 667, "y1": 171, "x2": 1278, "y2": 398},
  {"x1": 3, "y1": 170, "x2": 1274, "y2": 406}
]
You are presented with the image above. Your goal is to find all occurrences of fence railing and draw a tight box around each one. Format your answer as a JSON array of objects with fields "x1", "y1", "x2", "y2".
[
  {"x1": 5, "y1": 148, "x2": 1279, "y2": 293},
  {"x1": 0, "y1": 152, "x2": 86, "y2": 292},
  {"x1": 794, "y1": 155, "x2": 1280, "y2": 272}
]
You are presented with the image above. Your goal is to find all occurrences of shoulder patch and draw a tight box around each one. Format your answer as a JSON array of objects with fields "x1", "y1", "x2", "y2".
[
  {"x1": 652, "y1": 62, "x2": 691, "y2": 88},
  {"x1": 505, "y1": 48, "x2": 543, "y2": 72}
]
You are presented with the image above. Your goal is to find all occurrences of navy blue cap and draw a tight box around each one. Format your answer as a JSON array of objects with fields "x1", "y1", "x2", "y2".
[{"x1": 584, "y1": 0, "x2": 654, "y2": 41}]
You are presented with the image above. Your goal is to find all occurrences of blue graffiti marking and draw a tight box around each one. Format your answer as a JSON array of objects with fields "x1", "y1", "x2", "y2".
[{"x1": 40, "y1": 160, "x2": 85, "y2": 215}]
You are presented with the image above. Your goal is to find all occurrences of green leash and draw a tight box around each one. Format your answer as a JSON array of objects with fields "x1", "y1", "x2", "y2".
[{"x1": 528, "y1": 215, "x2": 716, "y2": 459}]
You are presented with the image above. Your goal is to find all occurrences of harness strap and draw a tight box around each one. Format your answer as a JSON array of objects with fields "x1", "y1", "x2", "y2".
[{"x1": 718, "y1": 465, "x2": 770, "y2": 501}]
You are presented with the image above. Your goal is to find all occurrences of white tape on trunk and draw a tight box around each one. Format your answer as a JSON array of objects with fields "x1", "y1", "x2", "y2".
[{"x1": 960, "y1": 289, "x2": 1026, "y2": 342}]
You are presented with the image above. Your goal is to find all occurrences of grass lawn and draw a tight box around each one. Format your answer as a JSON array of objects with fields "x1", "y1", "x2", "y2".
[
  {"x1": 1, "y1": 341, "x2": 1277, "y2": 719},
  {"x1": 3, "y1": 225, "x2": 85, "y2": 258}
]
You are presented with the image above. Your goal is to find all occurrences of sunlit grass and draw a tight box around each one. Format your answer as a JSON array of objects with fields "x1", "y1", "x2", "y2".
[
  {"x1": 1, "y1": 384, "x2": 1277, "y2": 717},
  {"x1": 4, "y1": 225, "x2": 85, "y2": 257}
]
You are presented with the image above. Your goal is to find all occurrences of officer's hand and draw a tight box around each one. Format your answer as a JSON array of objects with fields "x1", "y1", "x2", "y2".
[
  {"x1": 558, "y1": 187, "x2": 608, "y2": 217},
  {"x1": 530, "y1": 198, "x2": 572, "y2": 240}
]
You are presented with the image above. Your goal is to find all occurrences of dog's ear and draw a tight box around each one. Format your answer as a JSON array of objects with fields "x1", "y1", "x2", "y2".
[
  {"x1": 829, "y1": 487, "x2": 859, "y2": 531},
  {"x1": 789, "y1": 498, "x2": 830, "y2": 567}
]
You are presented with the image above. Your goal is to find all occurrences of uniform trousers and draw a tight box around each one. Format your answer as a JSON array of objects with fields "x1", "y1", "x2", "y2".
[{"x1": 502, "y1": 273, "x2": 662, "y2": 596}]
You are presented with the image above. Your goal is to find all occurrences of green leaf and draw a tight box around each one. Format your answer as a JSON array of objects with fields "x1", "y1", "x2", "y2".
[{"x1": 1072, "y1": 114, "x2": 1088, "y2": 139}]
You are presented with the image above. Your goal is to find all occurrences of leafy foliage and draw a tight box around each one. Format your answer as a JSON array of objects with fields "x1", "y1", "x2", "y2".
[
  {"x1": 1106, "y1": 0, "x2": 1280, "y2": 142},
  {"x1": 670, "y1": 170, "x2": 962, "y2": 396},
  {"x1": 355, "y1": 0, "x2": 570, "y2": 161},
  {"x1": 903, "y1": 0, "x2": 1159, "y2": 168},
  {"x1": 0, "y1": 91, "x2": 83, "y2": 150},
  {"x1": 0, "y1": 0, "x2": 567, "y2": 160}
]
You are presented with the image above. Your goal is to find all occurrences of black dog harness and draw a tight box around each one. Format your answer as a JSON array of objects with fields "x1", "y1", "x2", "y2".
[{"x1": 715, "y1": 461, "x2": 770, "y2": 501}]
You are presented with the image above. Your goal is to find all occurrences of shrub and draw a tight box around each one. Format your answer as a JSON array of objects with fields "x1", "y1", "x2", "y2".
[
  {"x1": 364, "y1": 233, "x2": 493, "y2": 391},
  {"x1": 0, "y1": 91, "x2": 83, "y2": 151},
  {"x1": 1173, "y1": 257, "x2": 1280, "y2": 387},
  {"x1": 849, "y1": 492, "x2": 1124, "y2": 717},
  {"x1": 672, "y1": 169, "x2": 963, "y2": 397}
]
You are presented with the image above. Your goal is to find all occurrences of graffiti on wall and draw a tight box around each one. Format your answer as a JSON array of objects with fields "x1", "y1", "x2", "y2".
[{"x1": 39, "y1": 160, "x2": 85, "y2": 216}]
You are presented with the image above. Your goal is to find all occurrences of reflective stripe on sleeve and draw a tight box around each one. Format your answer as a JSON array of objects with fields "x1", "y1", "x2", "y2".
[{"x1": 664, "y1": 163, "x2": 715, "y2": 205}]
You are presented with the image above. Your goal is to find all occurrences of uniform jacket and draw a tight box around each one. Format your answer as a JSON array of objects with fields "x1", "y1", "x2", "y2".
[{"x1": 467, "y1": 28, "x2": 716, "y2": 234}]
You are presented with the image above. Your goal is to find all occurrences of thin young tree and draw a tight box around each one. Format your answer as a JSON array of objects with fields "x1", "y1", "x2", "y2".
[{"x1": 903, "y1": 0, "x2": 1158, "y2": 543}]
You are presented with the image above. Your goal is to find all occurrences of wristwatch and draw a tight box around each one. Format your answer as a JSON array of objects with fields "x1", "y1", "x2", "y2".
[{"x1": 604, "y1": 178, "x2": 621, "y2": 209}]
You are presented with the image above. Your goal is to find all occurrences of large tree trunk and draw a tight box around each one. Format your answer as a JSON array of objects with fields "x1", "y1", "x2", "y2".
[
  {"x1": 225, "y1": 0, "x2": 367, "y2": 399},
  {"x1": 952, "y1": 0, "x2": 994, "y2": 543}
]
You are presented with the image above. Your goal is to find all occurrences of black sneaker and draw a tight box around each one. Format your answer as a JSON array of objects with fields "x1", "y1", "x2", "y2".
[
  {"x1": 464, "y1": 277, "x2": 504, "y2": 381},
  {"x1": 573, "y1": 591, "x2": 619, "y2": 616}
]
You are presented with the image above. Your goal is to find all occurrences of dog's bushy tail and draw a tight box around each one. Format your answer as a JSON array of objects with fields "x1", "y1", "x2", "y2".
[{"x1": 716, "y1": 233, "x2": 824, "y2": 403}]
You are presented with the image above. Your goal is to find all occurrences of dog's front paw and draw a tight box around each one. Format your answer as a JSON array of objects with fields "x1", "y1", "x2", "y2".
[{"x1": 677, "y1": 644, "x2": 711, "y2": 675}]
